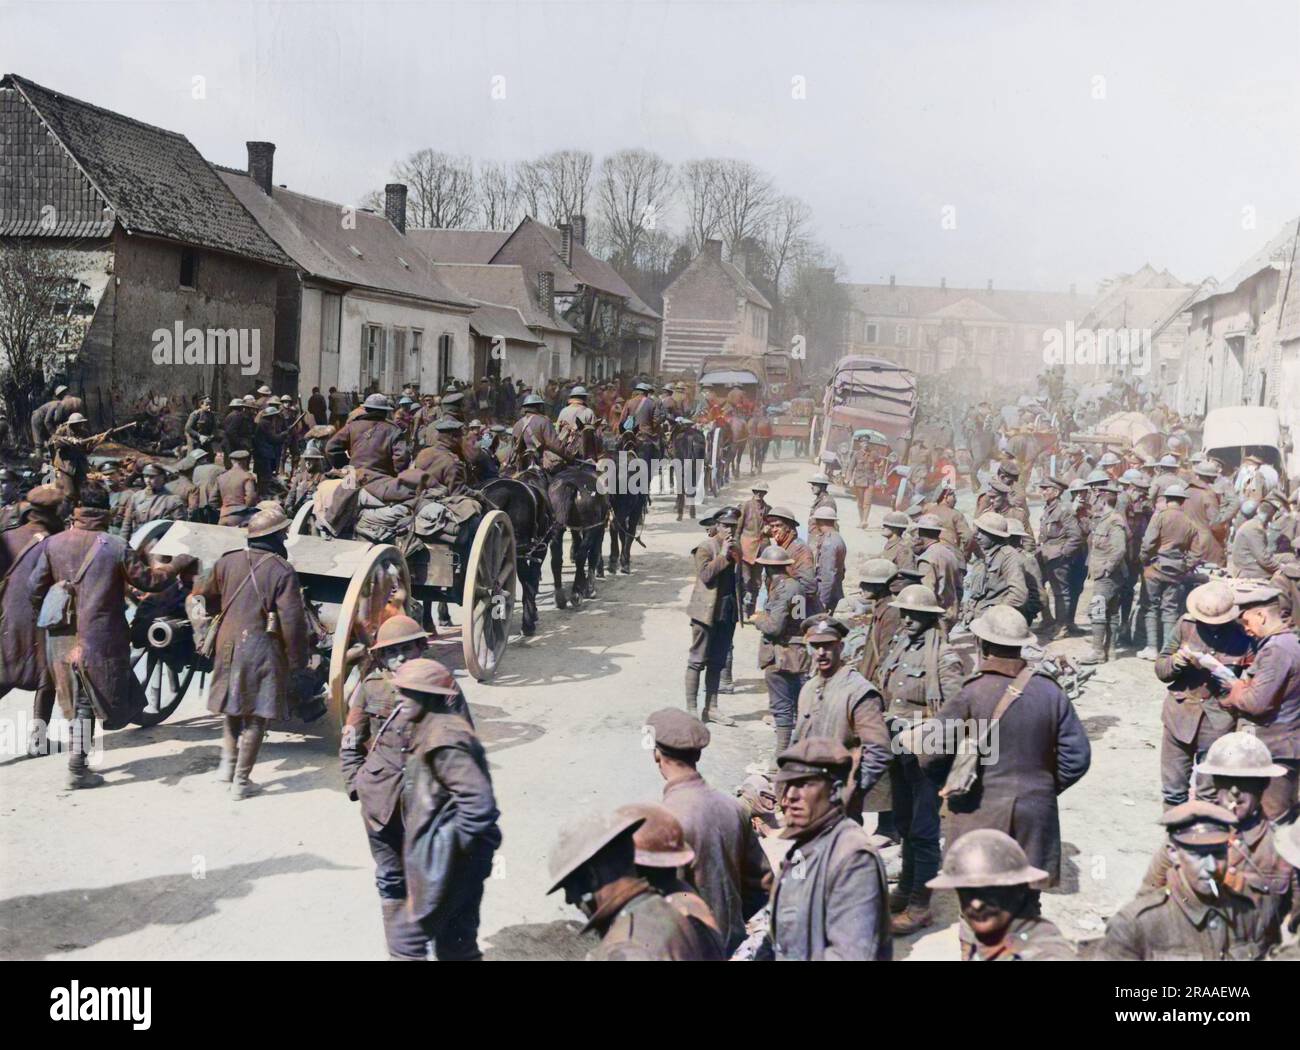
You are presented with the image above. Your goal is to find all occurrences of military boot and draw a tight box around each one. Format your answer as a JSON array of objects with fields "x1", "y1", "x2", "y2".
[
  {"x1": 718, "y1": 649, "x2": 735, "y2": 694},
  {"x1": 1078, "y1": 621, "x2": 1109, "y2": 664},
  {"x1": 65, "y1": 701, "x2": 102, "y2": 789},
  {"x1": 684, "y1": 668, "x2": 701, "y2": 716},
  {"x1": 772, "y1": 726, "x2": 792, "y2": 771},
  {"x1": 231, "y1": 718, "x2": 266, "y2": 800},
  {"x1": 890, "y1": 852, "x2": 913, "y2": 913},
  {"x1": 701, "y1": 669, "x2": 736, "y2": 726},
  {"x1": 215, "y1": 716, "x2": 239, "y2": 783},
  {"x1": 890, "y1": 888, "x2": 933, "y2": 935}
]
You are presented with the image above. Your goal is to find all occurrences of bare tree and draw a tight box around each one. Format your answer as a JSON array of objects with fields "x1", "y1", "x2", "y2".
[
  {"x1": 515, "y1": 158, "x2": 546, "y2": 219},
  {"x1": 713, "y1": 158, "x2": 777, "y2": 259},
  {"x1": 0, "y1": 244, "x2": 75, "y2": 441},
  {"x1": 595, "y1": 148, "x2": 674, "y2": 268},
  {"x1": 534, "y1": 149, "x2": 593, "y2": 226},
  {"x1": 764, "y1": 195, "x2": 813, "y2": 333},
  {"x1": 680, "y1": 158, "x2": 723, "y2": 252},
  {"x1": 478, "y1": 160, "x2": 521, "y2": 230},
  {"x1": 392, "y1": 149, "x2": 478, "y2": 229}
]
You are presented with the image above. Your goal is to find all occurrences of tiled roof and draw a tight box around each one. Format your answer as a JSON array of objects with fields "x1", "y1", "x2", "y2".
[
  {"x1": 432, "y1": 262, "x2": 576, "y2": 334},
  {"x1": 721, "y1": 258, "x2": 771, "y2": 310},
  {"x1": 2, "y1": 74, "x2": 289, "y2": 266},
  {"x1": 219, "y1": 168, "x2": 472, "y2": 309},
  {"x1": 526, "y1": 218, "x2": 661, "y2": 320},
  {"x1": 1192, "y1": 217, "x2": 1300, "y2": 308}
]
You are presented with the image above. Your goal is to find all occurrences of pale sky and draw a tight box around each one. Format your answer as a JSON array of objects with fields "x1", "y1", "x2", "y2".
[{"x1": 4, "y1": 0, "x2": 1298, "y2": 293}]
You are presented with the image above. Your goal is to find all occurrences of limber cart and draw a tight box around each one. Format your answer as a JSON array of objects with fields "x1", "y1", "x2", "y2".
[{"x1": 127, "y1": 504, "x2": 516, "y2": 731}]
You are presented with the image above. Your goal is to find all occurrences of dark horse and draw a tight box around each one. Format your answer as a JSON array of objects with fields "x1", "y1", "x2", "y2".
[
  {"x1": 482, "y1": 462, "x2": 608, "y2": 626},
  {"x1": 604, "y1": 430, "x2": 658, "y2": 573},
  {"x1": 669, "y1": 420, "x2": 707, "y2": 522}
]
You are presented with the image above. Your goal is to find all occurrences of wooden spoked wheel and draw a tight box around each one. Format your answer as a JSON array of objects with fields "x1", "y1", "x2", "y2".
[
  {"x1": 327, "y1": 543, "x2": 411, "y2": 727},
  {"x1": 461, "y1": 510, "x2": 516, "y2": 682}
]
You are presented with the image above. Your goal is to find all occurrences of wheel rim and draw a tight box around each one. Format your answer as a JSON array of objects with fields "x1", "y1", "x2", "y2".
[
  {"x1": 327, "y1": 544, "x2": 411, "y2": 727},
  {"x1": 462, "y1": 510, "x2": 516, "y2": 681},
  {"x1": 130, "y1": 644, "x2": 198, "y2": 726}
]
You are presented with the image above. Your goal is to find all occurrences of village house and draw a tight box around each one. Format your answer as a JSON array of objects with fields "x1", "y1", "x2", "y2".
[
  {"x1": 219, "y1": 156, "x2": 475, "y2": 401},
  {"x1": 1176, "y1": 217, "x2": 1300, "y2": 448},
  {"x1": 838, "y1": 277, "x2": 1091, "y2": 386},
  {"x1": 0, "y1": 73, "x2": 292, "y2": 423},
  {"x1": 658, "y1": 238, "x2": 772, "y2": 376},
  {"x1": 408, "y1": 214, "x2": 660, "y2": 382},
  {"x1": 430, "y1": 262, "x2": 577, "y2": 388},
  {"x1": 1067, "y1": 264, "x2": 1203, "y2": 396}
]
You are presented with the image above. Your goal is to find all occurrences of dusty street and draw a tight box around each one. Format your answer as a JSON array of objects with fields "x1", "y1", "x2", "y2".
[{"x1": 0, "y1": 454, "x2": 1166, "y2": 961}]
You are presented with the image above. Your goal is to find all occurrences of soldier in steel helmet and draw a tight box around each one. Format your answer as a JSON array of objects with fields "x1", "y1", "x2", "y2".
[
  {"x1": 686, "y1": 505, "x2": 744, "y2": 726},
  {"x1": 927, "y1": 829, "x2": 1075, "y2": 960},
  {"x1": 737, "y1": 481, "x2": 770, "y2": 616},
  {"x1": 385, "y1": 657, "x2": 499, "y2": 960},
  {"x1": 324, "y1": 393, "x2": 409, "y2": 483},
  {"x1": 913, "y1": 513, "x2": 962, "y2": 629},
  {"x1": 1138, "y1": 482, "x2": 1208, "y2": 658},
  {"x1": 1101, "y1": 800, "x2": 1288, "y2": 960},
  {"x1": 1153, "y1": 581, "x2": 1250, "y2": 809},
  {"x1": 878, "y1": 585, "x2": 966, "y2": 934},
  {"x1": 615, "y1": 802, "x2": 725, "y2": 960},
  {"x1": 338, "y1": 615, "x2": 436, "y2": 956},
  {"x1": 195, "y1": 504, "x2": 310, "y2": 799},
  {"x1": 1035, "y1": 475, "x2": 1083, "y2": 638},
  {"x1": 766, "y1": 737, "x2": 891, "y2": 961},
  {"x1": 921, "y1": 605, "x2": 1091, "y2": 904},
  {"x1": 855, "y1": 557, "x2": 901, "y2": 686},
  {"x1": 749, "y1": 544, "x2": 809, "y2": 766},
  {"x1": 1142, "y1": 732, "x2": 1294, "y2": 908},
  {"x1": 879, "y1": 510, "x2": 916, "y2": 573},
  {"x1": 809, "y1": 504, "x2": 846, "y2": 614},
  {"x1": 964, "y1": 512, "x2": 1029, "y2": 624},
  {"x1": 807, "y1": 473, "x2": 835, "y2": 531},
  {"x1": 548, "y1": 809, "x2": 705, "y2": 960}
]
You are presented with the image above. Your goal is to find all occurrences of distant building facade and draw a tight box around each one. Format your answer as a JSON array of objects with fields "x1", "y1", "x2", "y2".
[{"x1": 659, "y1": 238, "x2": 772, "y2": 375}]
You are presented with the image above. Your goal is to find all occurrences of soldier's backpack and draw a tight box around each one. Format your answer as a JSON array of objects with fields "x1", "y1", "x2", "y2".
[{"x1": 36, "y1": 534, "x2": 105, "y2": 631}]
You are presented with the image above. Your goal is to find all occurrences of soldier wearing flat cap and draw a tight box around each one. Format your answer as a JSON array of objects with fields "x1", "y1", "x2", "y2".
[
  {"x1": 1078, "y1": 479, "x2": 1130, "y2": 665},
  {"x1": 927, "y1": 829, "x2": 1074, "y2": 961},
  {"x1": 548, "y1": 809, "x2": 704, "y2": 960},
  {"x1": 686, "y1": 506, "x2": 744, "y2": 725},
  {"x1": 920, "y1": 483, "x2": 973, "y2": 555},
  {"x1": 212, "y1": 450, "x2": 259, "y2": 527},
  {"x1": 118, "y1": 462, "x2": 187, "y2": 535},
  {"x1": 1101, "y1": 800, "x2": 1288, "y2": 960},
  {"x1": 790, "y1": 617, "x2": 892, "y2": 828},
  {"x1": 643, "y1": 707, "x2": 769, "y2": 954},
  {"x1": 880, "y1": 510, "x2": 916, "y2": 574},
  {"x1": 1221, "y1": 584, "x2": 1300, "y2": 821},
  {"x1": 412, "y1": 416, "x2": 471, "y2": 496},
  {"x1": 737, "y1": 481, "x2": 770, "y2": 615},
  {"x1": 877, "y1": 585, "x2": 967, "y2": 933},
  {"x1": 765, "y1": 737, "x2": 891, "y2": 961}
]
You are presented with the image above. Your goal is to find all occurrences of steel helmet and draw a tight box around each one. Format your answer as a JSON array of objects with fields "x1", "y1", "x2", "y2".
[
  {"x1": 1084, "y1": 468, "x2": 1111, "y2": 486},
  {"x1": 914, "y1": 513, "x2": 944, "y2": 533},
  {"x1": 882, "y1": 510, "x2": 910, "y2": 530},
  {"x1": 1163, "y1": 483, "x2": 1189, "y2": 500},
  {"x1": 615, "y1": 803, "x2": 695, "y2": 869},
  {"x1": 926, "y1": 829, "x2": 1048, "y2": 889},
  {"x1": 1194, "y1": 731, "x2": 1288, "y2": 779},
  {"x1": 547, "y1": 809, "x2": 644, "y2": 895},
  {"x1": 568, "y1": 385, "x2": 589, "y2": 399},
  {"x1": 973, "y1": 511, "x2": 1009, "y2": 538},
  {"x1": 891, "y1": 584, "x2": 945, "y2": 615},
  {"x1": 859, "y1": 558, "x2": 899, "y2": 586},
  {"x1": 362, "y1": 393, "x2": 393, "y2": 412},
  {"x1": 245, "y1": 505, "x2": 291, "y2": 538},
  {"x1": 65, "y1": 412, "x2": 88, "y2": 425},
  {"x1": 970, "y1": 605, "x2": 1034, "y2": 647},
  {"x1": 1098, "y1": 451, "x2": 1122, "y2": 468},
  {"x1": 390, "y1": 657, "x2": 459, "y2": 696},
  {"x1": 369, "y1": 614, "x2": 428, "y2": 651},
  {"x1": 522, "y1": 393, "x2": 546, "y2": 409}
]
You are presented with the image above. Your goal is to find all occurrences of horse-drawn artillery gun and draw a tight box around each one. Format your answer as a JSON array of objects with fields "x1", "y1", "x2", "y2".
[{"x1": 126, "y1": 494, "x2": 516, "y2": 731}]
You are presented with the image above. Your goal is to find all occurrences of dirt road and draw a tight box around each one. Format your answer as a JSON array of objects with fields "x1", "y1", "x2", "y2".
[{"x1": 0, "y1": 453, "x2": 1165, "y2": 960}]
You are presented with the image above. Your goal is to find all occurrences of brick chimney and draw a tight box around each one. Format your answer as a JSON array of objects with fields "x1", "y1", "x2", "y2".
[
  {"x1": 986, "y1": 278, "x2": 993, "y2": 292},
  {"x1": 733, "y1": 252, "x2": 747, "y2": 276},
  {"x1": 558, "y1": 224, "x2": 573, "y2": 267},
  {"x1": 940, "y1": 276, "x2": 946, "y2": 290},
  {"x1": 537, "y1": 271, "x2": 555, "y2": 318},
  {"x1": 247, "y1": 142, "x2": 276, "y2": 196},
  {"x1": 571, "y1": 214, "x2": 587, "y2": 246},
  {"x1": 704, "y1": 238, "x2": 723, "y2": 260},
  {"x1": 889, "y1": 274, "x2": 895, "y2": 287},
  {"x1": 384, "y1": 184, "x2": 407, "y2": 234}
]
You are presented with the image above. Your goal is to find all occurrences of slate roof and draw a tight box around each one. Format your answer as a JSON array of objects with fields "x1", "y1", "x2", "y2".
[
  {"x1": 721, "y1": 258, "x2": 772, "y2": 310},
  {"x1": 1192, "y1": 217, "x2": 1300, "y2": 308},
  {"x1": 405, "y1": 228, "x2": 510, "y2": 264},
  {"x1": 432, "y1": 262, "x2": 577, "y2": 334},
  {"x1": 1, "y1": 74, "x2": 290, "y2": 266},
  {"x1": 220, "y1": 168, "x2": 472, "y2": 309}
]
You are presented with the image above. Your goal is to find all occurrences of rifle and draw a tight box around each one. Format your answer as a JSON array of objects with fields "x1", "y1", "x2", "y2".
[{"x1": 89, "y1": 420, "x2": 138, "y2": 445}]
